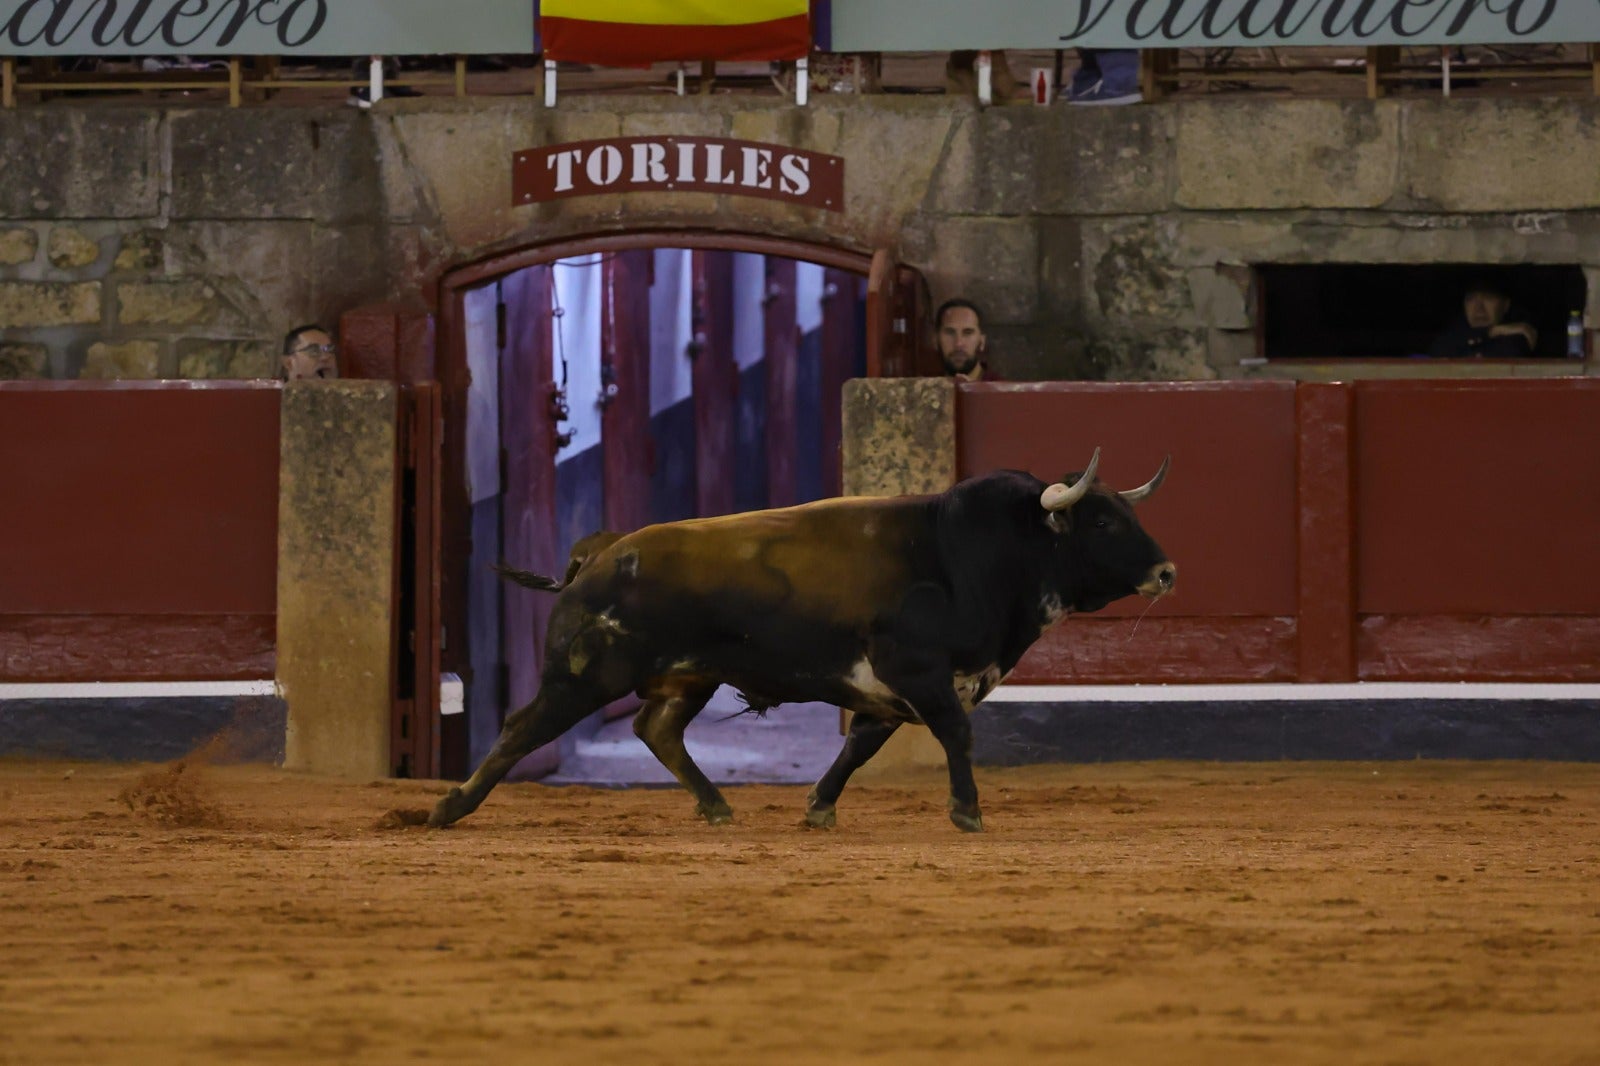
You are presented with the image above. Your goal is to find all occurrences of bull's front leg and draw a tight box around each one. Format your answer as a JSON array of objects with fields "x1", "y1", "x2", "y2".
[
  {"x1": 805, "y1": 712, "x2": 901, "y2": 829},
  {"x1": 881, "y1": 675, "x2": 983, "y2": 833}
]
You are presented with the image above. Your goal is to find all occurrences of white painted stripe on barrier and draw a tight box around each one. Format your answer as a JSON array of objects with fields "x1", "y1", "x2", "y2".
[
  {"x1": 985, "y1": 682, "x2": 1600, "y2": 703},
  {"x1": 7, "y1": 680, "x2": 1597, "y2": 705},
  {"x1": 0, "y1": 681, "x2": 279, "y2": 700}
]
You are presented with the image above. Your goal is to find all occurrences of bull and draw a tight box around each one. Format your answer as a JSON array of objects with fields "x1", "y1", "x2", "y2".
[{"x1": 429, "y1": 449, "x2": 1174, "y2": 833}]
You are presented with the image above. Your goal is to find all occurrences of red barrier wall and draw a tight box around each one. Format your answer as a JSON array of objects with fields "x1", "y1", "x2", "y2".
[
  {"x1": 0, "y1": 382, "x2": 280, "y2": 682},
  {"x1": 956, "y1": 379, "x2": 1600, "y2": 684}
]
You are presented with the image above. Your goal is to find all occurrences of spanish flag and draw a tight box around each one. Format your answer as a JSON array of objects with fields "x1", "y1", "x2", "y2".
[{"x1": 541, "y1": 0, "x2": 810, "y2": 65}]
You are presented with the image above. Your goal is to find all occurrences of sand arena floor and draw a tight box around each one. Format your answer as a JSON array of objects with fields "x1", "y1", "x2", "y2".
[{"x1": 2, "y1": 758, "x2": 1599, "y2": 1065}]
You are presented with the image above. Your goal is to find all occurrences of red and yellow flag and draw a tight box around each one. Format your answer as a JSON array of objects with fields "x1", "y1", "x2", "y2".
[{"x1": 541, "y1": 0, "x2": 810, "y2": 65}]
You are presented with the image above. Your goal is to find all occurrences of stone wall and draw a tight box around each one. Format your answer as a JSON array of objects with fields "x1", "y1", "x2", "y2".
[
  {"x1": 2, "y1": 96, "x2": 1597, "y2": 382},
  {"x1": 0, "y1": 110, "x2": 395, "y2": 380}
]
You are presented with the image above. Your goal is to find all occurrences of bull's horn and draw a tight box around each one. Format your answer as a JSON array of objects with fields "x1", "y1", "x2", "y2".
[
  {"x1": 1040, "y1": 448, "x2": 1100, "y2": 512},
  {"x1": 1119, "y1": 455, "x2": 1170, "y2": 505}
]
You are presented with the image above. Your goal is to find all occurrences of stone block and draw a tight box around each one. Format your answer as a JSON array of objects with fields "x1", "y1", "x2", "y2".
[
  {"x1": 988, "y1": 324, "x2": 1090, "y2": 381},
  {"x1": 1176, "y1": 101, "x2": 1398, "y2": 210},
  {"x1": 1404, "y1": 99, "x2": 1600, "y2": 211},
  {"x1": 1086, "y1": 329, "x2": 1213, "y2": 382},
  {"x1": 311, "y1": 223, "x2": 392, "y2": 321},
  {"x1": 842, "y1": 377, "x2": 957, "y2": 497},
  {"x1": 1036, "y1": 106, "x2": 1174, "y2": 216},
  {"x1": 177, "y1": 340, "x2": 277, "y2": 380},
  {"x1": 728, "y1": 105, "x2": 844, "y2": 158},
  {"x1": 0, "y1": 343, "x2": 48, "y2": 379},
  {"x1": 1207, "y1": 328, "x2": 1260, "y2": 370},
  {"x1": 79, "y1": 340, "x2": 163, "y2": 380},
  {"x1": 47, "y1": 227, "x2": 102, "y2": 270},
  {"x1": 0, "y1": 111, "x2": 160, "y2": 218},
  {"x1": 117, "y1": 280, "x2": 236, "y2": 327},
  {"x1": 278, "y1": 381, "x2": 398, "y2": 779},
  {"x1": 393, "y1": 108, "x2": 524, "y2": 252},
  {"x1": 1083, "y1": 219, "x2": 1192, "y2": 326},
  {"x1": 165, "y1": 221, "x2": 317, "y2": 330},
  {"x1": 1036, "y1": 217, "x2": 1086, "y2": 324},
  {"x1": 169, "y1": 109, "x2": 383, "y2": 224},
  {"x1": 0, "y1": 282, "x2": 101, "y2": 326},
  {"x1": 113, "y1": 231, "x2": 164, "y2": 272},
  {"x1": 831, "y1": 101, "x2": 955, "y2": 248},
  {"x1": 902, "y1": 215, "x2": 1037, "y2": 325},
  {"x1": 1188, "y1": 266, "x2": 1253, "y2": 330},
  {"x1": 0, "y1": 227, "x2": 38, "y2": 266}
]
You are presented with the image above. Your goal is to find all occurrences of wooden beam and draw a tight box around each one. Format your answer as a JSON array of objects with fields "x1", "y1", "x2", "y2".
[
  {"x1": 228, "y1": 57, "x2": 241, "y2": 107},
  {"x1": 1296, "y1": 383, "x2": 1356, "y2": 682},
  {"x1": 455, "y1": 55, "x2": 467, "y2": 97},
  {"x1": 1140, "y1": 50, "x2": 1176, "y2": 102},
  {"x1": 765, "y1": 257, "x2": 799, "y2": 508},
  {"x1": 1366, "y1": 46, "x2": 1398, "y2": 99}
]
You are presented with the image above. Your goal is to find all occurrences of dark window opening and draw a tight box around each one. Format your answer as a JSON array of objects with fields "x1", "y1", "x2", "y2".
[{"x1": 1259, "y1": 264, "x2": 1587, "y2": 360}]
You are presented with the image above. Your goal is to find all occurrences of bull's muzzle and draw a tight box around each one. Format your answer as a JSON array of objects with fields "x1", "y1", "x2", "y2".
[{"x1": 1139, "y1": 562, "x2": 1177, "y2": 598}]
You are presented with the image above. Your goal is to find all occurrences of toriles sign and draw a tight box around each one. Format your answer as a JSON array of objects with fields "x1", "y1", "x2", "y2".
[
  {"x1": 512, "y1": 137, "x2": 845, "y2": 213},
  {"x1": 832, "y1": 0, "x2": 1599, "y2": 50},
  {"x1": 0, "y1": 0, "x2": 533, "y2": 55}
]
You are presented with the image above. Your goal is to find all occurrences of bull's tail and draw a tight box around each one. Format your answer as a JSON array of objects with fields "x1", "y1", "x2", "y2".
[{"x1": 493, "y1": 562, "x2": 566, "y2": 594}]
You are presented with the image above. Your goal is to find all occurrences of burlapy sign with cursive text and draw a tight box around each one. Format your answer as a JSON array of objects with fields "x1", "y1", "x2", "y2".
[
  {"x1": 512, "y1": 137, "x2": 846, "y2": 213},
  {"x1": 0, "y1": 0, "x2": 534, "y2": 55},
  {"x1": 832, "y1": 0, "x2": 1600, "y2": 51}
]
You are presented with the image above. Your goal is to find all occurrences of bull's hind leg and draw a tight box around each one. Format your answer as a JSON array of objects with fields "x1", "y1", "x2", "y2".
[
  {"x1": 428, "y1": 678, "x2": 606, "y2": 828},
  {"x1": 804, "y1": 713, "x2": 901, "y2": 829},
  {"x1": 631, "y1": 686, "x2": 730, "y2": 824}
]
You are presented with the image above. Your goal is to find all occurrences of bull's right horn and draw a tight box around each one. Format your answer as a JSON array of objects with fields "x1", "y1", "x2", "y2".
[
  {"x1": 1040, "y1": 448, "x2": 1100, "y2": 512},
  {"x1": 1119, "y1": 455, "x2": 1170, "y2": 505}
]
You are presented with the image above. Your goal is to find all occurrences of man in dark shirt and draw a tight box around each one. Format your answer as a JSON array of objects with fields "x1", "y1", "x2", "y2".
[
  {"x1": 1428, "y1": 279, "x2": 1539, "y2": 359},
  {"x1": 935, "y1": 298, "x2": 1002, "y2": 381}
]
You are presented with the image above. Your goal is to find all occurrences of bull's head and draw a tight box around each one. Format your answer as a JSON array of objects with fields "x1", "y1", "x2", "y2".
[{"x1": 1040, "y1": 448, "x2": 1176, "y2": 612}]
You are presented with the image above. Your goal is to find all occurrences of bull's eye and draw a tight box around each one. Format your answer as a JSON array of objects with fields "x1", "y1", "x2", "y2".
[{"x1": 1093, "y1": 517, "x2": 1111, "y2": 530}]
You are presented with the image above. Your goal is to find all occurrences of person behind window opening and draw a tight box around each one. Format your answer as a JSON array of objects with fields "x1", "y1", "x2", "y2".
[
  {"x1": 1427, "y1": 279, "x2": 1538, "y2": 359},
  {"x1": 936, "y1": 298, "x2": 1000, "y2": 381},
  {"x1": 280, "y1": 324, "x2": 340, "y2": 381},
  {"x1": 1067, "y1": 49, "x2": 1140, "y2": 106}
]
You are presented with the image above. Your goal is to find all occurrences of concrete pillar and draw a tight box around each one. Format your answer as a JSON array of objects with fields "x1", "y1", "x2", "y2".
[
  {"x1": 840, "y1": 377, "x2": 960, "y2": 776},
  {"x1": 277, "y1": 381, "x2": 398, "y2": 779}
]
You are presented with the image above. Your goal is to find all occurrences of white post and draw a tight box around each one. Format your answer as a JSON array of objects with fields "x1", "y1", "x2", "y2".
[
  {"x1": 676, "y1": 63, "x2": 686, "y2": 95},
  {"x1": 368, "y1": 55, "x2": 384, "y2": 104},
  {"x1": 977, "y1": 49, "x2": 993, "y2": 107},
  {"x1": 1441, "y1": 46, "x2": 1451, "y2": 98},
  {"x1": 796, "y1": 55, "x2": 809, "y2": 106},
  {"x1": 544, "y1": 57, "x2": 558, "y2": 107}
]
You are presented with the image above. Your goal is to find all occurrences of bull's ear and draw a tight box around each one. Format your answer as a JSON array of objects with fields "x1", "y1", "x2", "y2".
[{"x1": 1046, "y1": 510, "x2": 1071, "y2": 534}]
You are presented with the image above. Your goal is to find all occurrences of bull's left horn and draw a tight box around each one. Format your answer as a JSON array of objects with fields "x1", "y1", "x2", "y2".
[
  {"x1": 1040, "y1": 448, "x2": 1100, "y2": 512},
  {"x1": 1119, "y1": 455, "x2": 1171, "y2": 505}
]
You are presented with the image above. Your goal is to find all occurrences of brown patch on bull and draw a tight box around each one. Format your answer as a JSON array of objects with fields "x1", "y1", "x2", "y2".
[{"x1": 117, "y1": 761, "x2": 227, "y2": 828}]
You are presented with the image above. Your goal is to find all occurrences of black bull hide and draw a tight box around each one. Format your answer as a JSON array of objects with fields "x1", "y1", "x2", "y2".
[{"x1": 432, "y1": 461, "x2": 1175, "y2": 833}]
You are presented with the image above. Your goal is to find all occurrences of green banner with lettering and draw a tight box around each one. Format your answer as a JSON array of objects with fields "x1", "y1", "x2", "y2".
[
  {"x1": 832, "y1": 1, "x2": 1600, "y2": 51},
  {"x1": 0, "y1": 0, "x2": 535, "y2": 55}
]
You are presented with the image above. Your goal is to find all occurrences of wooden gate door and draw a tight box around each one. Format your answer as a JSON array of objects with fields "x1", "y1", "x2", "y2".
[
  {"x1": 865, "y1": 249, "x2": 935, "y2": 378},
  {"x1": 499, "y1": 265, "x2": 562, "y2": 779},
  {"x1": 339, "y1": 303, "x2": 443, "y2": 779}
]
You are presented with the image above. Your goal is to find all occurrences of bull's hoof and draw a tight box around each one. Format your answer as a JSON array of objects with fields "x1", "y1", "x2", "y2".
[
  {"x1": 948, "y1": 802, "x2": 984, "y2": 833},
  {"x1": 697, "y1": 801, "x2": 734, "y2": 826},
  {"x1": 803, "y1": 805, "x2": 837, "y2": 830},
  {"x1": 427, "y1": 787, "x2": 469, "y2": 828}
]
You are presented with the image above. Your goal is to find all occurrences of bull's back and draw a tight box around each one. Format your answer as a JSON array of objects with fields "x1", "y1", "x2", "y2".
[{"x1": 565, "y1": 496, "x2": 934, "y2": 646}]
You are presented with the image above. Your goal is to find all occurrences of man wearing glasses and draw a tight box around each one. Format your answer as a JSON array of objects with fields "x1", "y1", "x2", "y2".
[{"x1": 279, "y1": 324, "x2": 340, "y2": 381}]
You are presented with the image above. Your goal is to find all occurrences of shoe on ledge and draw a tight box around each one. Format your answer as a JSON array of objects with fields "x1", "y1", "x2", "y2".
[{"x1": 1068, "y1": 81, "x2": 1142, "y2": 106}]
